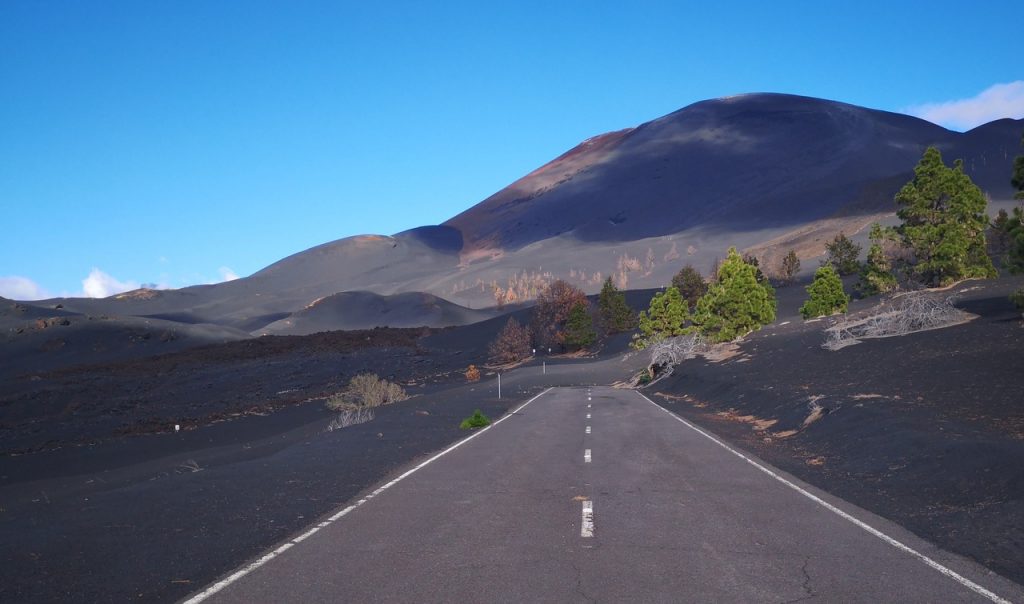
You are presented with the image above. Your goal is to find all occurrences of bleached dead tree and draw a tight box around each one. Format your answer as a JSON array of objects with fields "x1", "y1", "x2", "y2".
[
  {"x1": 823, "y1": 290, "x2": 971, "y2": 350},
  {"x1": 647, "y1": 333, "x2": 707, "y2": 381}
]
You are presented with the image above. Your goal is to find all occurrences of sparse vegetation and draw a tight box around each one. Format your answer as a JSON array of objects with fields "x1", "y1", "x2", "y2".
[
  {"x1": 459, "y1": 409, "x2": 491, "y2": 430},
  {"x1": 780, "y1": 250, "x2": 800, "y2": 283},
  {"x1": 488, "y1": 317, "x2": 532, "y2": 364},
  {"x1": 824, "y1": 232, "x2": 862, "y2": 276},
  {"x1": 800, "y1": 266, "x2": 848, "y2": 319},
  {"x1": 691, "y1": 247, "x2": 777, "y2": 343},
  {"x1": 563, "y1": 301, "x2": 597, "y2": 350},
  {"x1": 531, "y1": 280, "x2": 588, "y2": 350},
  {"x1": 648, "y1": 333, "x2": 706, "y2": 377},
  {"x1": 326, "y1": 373, "x2": 408, "y2": 411},
  {"x1": 597, "y1": 276, "x2": 635, "y2": 332},
  {"x1": 823, "y1": 290, "x2": 971, "y2": 350},
  {"x1": 632, "y1": 286, "x2": 689, "y2": 350},
  {"x1": 670, "y1": 265, "x2": 708, "y2": 308},
  {"x1": 857, "y1": 223, "x2": 899, "y2": 296},
  {"x1": 894, "y1": 146, "x2": 995, "y2": 286},
  {"x1": 465, "y1": 364, "x2": 480, "y2": 382}
]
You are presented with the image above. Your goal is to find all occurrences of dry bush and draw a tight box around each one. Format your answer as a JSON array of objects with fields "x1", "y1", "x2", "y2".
[
  {"x1": 327, "y1": 408, "x2": 375, "y2": 431},
  {"x1": 326, "y1": 373, "x2": 408, "y2": 410},
  {"x1": 465, "y1": 364, "x2": 481, "y2": 382},
  {"x1": 488, "y1": 317, "x2": 532, "y2": 364},
  {"x1": 644, "y1": 333, "x2": 707, "y2": 383},
  {"x1": 823, "y1": 290, "x2": 971, "y2": 350},
  {"x1": 531, "y1": 280, "x2": 588, "y2": 349}
]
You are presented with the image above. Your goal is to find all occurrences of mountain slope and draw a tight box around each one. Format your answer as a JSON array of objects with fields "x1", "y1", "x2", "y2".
[
  {"x1": 28, "y1": 93, "x2": 1024, "y2": 327},
  {"x1": 444, "y1": 93, "x2": 1020, "y2": 254}
]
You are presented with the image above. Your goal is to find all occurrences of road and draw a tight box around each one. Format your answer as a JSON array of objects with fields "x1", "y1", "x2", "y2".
[{"x1": 185, "y1": 387, "x2": 1023, "y2": 603}]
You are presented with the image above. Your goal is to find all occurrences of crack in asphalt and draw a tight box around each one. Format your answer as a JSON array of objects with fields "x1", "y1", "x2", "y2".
[
  {"x1": 779, "y1": 556, "x2": 816, "y2": 604},
  {"x1": 569, "y1": 559, "x2": 596, "y2": 604}
]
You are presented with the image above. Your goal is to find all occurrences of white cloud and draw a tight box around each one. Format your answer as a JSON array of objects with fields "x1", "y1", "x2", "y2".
[
  {"x1": 0, "y1": 276, "x2": 51, "y2": 301},
  {"x1": 907, "y1": 81, "x2": 1024, "y2": 131},
  {"x1": 82, "y1": 268, "x2": 140, "y2": 298},
  {"x1": 218, "y1": 266, "x2": 240, "y2": 282}
]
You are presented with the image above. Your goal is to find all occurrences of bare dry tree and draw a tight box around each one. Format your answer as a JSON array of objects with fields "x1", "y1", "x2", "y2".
[
  {"x1": 648, "y1": 333, "x2": 707, "y2": 378},
  {"x1": 823, "y1": 290, "x2": 971, "y2": 350}
]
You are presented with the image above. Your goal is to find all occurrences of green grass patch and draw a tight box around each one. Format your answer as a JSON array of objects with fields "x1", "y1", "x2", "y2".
[{"x1": 459, "y1": 409, "x2": 491, "y2": 430}]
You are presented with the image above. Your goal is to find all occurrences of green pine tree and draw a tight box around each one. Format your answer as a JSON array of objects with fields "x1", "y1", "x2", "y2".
[
  {"x1": 597, "y1": 276, "x2": 635, "y2": 332},
  {"x1": 895, "y1": 146, "x2": 996, "y2": 286},
  {"x1": 856, "y1": 223, "x2": 898, "y2": 296},
  {"x1": 563, "y1": 301, "x2": 596, "y2": 350},
  {"x1": 670, "y1": 265, "x2": 708, "y2": 308},
  {"x1": 800, "y1": 266, "x2": 849, "y2": 319},
  {"x1": 631, "y1": 286, "x2": 689, "y2": 350},
  {"x1": 691, "y1": 247, "x2": 777, "y2": 343},
  {"x1": 824, "y1": 232, "x2": 862, "y2": 276}
]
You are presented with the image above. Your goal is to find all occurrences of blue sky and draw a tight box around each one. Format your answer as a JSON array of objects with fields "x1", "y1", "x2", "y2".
[{"x1": 2, "y1": 1, "x2": 1023, "y2": 299}]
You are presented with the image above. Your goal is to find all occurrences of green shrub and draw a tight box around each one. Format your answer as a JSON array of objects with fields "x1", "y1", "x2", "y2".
[
  {"x1": 637, "y1": 368, "x2": 652, "y2": 385},
  {"x1": 459, "y1": 409, "x2": 491, "y2": 430},
  {"x1": 632, "y1": 286, "x2": 689, "y2": 350},
  {"x1": 800, "y1": 266, "x2": 849, "y2": 319}
]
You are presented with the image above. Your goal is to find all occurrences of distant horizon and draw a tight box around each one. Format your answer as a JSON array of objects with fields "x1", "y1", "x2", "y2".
[{"x1": 2, "y1": 1, "x2": 1022, "y2": 299}]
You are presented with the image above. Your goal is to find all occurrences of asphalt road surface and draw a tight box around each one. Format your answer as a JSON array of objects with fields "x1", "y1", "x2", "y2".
[{"x1": 185, "y1": 387, "x2": 1024, "y2": 603}]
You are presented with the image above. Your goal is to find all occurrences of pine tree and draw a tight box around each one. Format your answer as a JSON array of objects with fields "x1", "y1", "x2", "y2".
[
  {"x1": 895, "y1": 146, "x2": 996, "y2": 286},
  {"x1": 563, "y1": 301, "x2": 596, "y2": 350},
  {"x1": 597, "y1": 276, "x2": 635, "y2": 332},
  {"x1": 800, "y1": 266, "x2": 849, "y2": 319},
  {"x1": 691, "y1": 247, "x2": 777, "y2": 343},
  {"x1": 670, "y1": 265, "x2": 708, "y2": 308},
  {"x1": 742, "y1": 253, "x2": 767, "y2": 283},
  {"x1": 632, "y1": 286, "x2": 689, "y2": 349},
  {"x1": 857, "y1": 223, "x2": 898, "y2": 296},
  {"x1": 781, "y1": 250, "x2": 800, "y2": 283},
  {"x1": 824, "y1": 232, "x2": 862, "y2": 276}
]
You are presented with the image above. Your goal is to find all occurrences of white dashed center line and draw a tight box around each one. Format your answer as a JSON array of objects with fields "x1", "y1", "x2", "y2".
[
  {"x1": 581, "y1": 500, "x2": 594, "y2": 538},
  {"x1": 584, "y1": 449, "x2": 591, "y2": 463},
  {"x1": 585, "y1": 426, "x2": 591, "y2": 434},
  {"x1": 586, "y1": 413, "x2": 591, "y2": 419}
]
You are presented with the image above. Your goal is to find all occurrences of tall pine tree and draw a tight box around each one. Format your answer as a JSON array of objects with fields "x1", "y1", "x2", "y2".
[
  {"x1": 597, "y1": 276, "x2": 635, "y2": 332},
  {"x1": 563, "y1": 301, "x2": 596, "y2": 350},
  {"x1": 691, "y1": 247, "x2": 777, "y2": 343},
  {"x1": 895, "y1": 147, "x2": 996, "y2": 286}
]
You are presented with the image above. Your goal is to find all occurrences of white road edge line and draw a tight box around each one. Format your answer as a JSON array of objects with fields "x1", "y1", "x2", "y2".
[
  {"x1": 182, "y1": 387, "x2": 554, "y2": 604},
  {"x1": 635, "y1": 391, "x2": 1013, "y2": 604},
  {"x1": 581, "y1": 500, "x2": 594, "y2": 538},
  {"x1": 584, "y1": 449, "x2": 592, "y2": 463}
]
